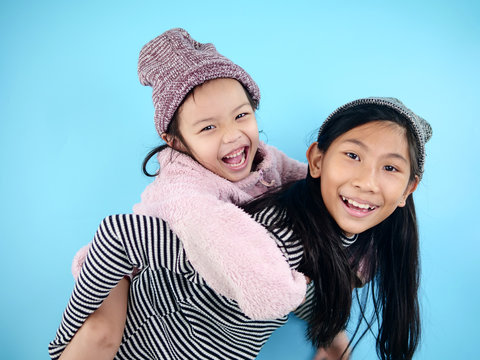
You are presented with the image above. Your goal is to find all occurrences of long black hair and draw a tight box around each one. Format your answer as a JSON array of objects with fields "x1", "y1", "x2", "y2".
[{"x1": 243, "y1": 104, "x2": 421, "y2": 359}]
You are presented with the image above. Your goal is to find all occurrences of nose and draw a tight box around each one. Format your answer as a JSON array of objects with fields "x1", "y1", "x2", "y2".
[
  {"x1": 222, "y1": 122, "x2": 242, "y2": 143},
  {"x1": 351, "y1": 165, "x2": 380, "y2": 193}
]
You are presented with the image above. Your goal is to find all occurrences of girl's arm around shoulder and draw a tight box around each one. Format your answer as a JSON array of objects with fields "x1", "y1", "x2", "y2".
[
  {"x1": 157, "y1": 186, "x2": 308, "y2": 320},
  {"x1": 132, "y1": 151, "x2": 307, "y2": 319}
]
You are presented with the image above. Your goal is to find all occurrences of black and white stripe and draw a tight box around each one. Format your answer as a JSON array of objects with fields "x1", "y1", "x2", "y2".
[
  {"x1": 49, "y1": 209, "x2": 313, "y2": 359},
  {"x1": 341, "y1": 233, "x2": 359, "y2": 248}
]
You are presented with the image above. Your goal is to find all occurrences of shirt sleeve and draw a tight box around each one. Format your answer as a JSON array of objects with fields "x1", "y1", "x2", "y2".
[
  {"x1": 292, "y1": 281, "x2": 315, "y2": 322},
  {"x1": 48, "y1": 214, "x2": 204, "y2": 359}
]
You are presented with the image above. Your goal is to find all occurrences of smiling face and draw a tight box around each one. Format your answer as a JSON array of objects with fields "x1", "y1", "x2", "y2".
[
  {"x1": 171, "y1": 78, "x2": 259, "y2": 182},
  {"x1": 307, "y1": 121, "x2": 419, "y2": 237}
]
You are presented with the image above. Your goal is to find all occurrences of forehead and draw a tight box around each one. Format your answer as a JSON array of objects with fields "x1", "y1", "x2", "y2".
[
  {"x1": 179, "y1": 78, "x2": 247, "y2": 115},
  {"x1": 333, "y1": 120, "x2": 409, "y2": 152},
  {"x1": 347, "y1": 120, "x2": 406, "y2": 136}
]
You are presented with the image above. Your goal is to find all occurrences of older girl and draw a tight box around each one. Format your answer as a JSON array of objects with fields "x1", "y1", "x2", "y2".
[{"x1": 60, "y1": 28, "x2": 308, "y2": 360}]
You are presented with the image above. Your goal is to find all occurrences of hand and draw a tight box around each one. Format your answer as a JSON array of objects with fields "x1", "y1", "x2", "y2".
[{"x1": 313, "y1": 331, "x2": 350, "y2": 360}]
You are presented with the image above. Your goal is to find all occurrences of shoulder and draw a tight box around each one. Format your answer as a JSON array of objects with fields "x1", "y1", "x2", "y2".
[
  {"x1": 251, "y1": 205, "x2": 286, "y2": 228},
  {"x1": 255, "y1": 142, "x2": 307, "y2": 181},
  {"x1": 252, "y1": 206, "x2": 303, "y2": 269},
  {"x1": 254, "y1": 142, "x2": 276, "y2": 170},
  {"x1": 258, "y1": 142, "x2": 292, "y2": 163}
]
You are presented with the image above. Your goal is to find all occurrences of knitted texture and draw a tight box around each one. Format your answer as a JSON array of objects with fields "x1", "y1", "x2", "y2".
[
  {"x1": 318, "y1": 97, "x2": 432, "y2": 178},
  {"x1": 138, "y1": 28, "x2": 261, "y2": 135}
]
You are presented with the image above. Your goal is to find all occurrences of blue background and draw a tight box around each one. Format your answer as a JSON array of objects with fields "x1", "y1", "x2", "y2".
[{"x1": 1, "y1": 1, "x2": 479, "y2": 359}]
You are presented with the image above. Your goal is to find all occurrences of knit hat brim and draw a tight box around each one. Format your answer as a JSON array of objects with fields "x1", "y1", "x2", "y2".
[
  {"x1": 152, "y1": 61, "x2": 260, "y2": 135},
  {"x1": 138, "y1": 28, "x2": 260, "y2": 135},
  {"x1": 318, "y1": 97, "x2": 432, "y2": 178}
]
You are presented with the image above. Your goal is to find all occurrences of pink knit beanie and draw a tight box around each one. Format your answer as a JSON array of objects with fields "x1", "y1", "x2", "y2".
[{"x1": 138, "y1": 28, "x2": 261, "y2": 135}]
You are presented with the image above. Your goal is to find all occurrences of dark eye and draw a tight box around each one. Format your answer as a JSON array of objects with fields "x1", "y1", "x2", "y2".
[
  {"x1": 346, "y1": 152, "x2": 359, "y2": 161},
  {"x1": 201, "y1": 125, "x2": 215, "y2": 132},
  {"x1": 235, "y1": 113, "x2": 247, "y2": 120},
  {"x1": 384, "y1": 165, "x2": 398, "y2": 172}
]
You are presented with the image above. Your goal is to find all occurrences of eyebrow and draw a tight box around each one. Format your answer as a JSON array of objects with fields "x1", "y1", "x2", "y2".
[
  {"x1": 192, "y1": 117, "x2": 214, "y2": 127},
  {"x1": 343, "y1": 139, "x2": 408, "y2": 163},
  {"x1": 191, "y1": 102, "x2": 251, "y2": 127},
  {"x1": 233, "y1": 102, "x2": 252, "y2": 112}
]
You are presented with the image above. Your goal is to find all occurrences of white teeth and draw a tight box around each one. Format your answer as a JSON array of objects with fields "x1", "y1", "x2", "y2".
[
  {"x1": 224, "y1": 149, "x2": 244, "y2": 158},
  {"x1": 342, "y1": 196, "x2": 376, "y2": 210}
]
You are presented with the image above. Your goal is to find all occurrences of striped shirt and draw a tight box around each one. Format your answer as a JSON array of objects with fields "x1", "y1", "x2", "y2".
[{"x1": 49, "y1": 208, "x2": 315, "y2": 359}]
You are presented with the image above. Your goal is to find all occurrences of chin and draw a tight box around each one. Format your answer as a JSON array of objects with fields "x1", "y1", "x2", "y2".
[{"x1": 339, "y1": 224, "x2": 367, "y2": 236}]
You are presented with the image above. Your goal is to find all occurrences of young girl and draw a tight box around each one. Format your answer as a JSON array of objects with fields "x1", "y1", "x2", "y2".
[
  {"x1": 50, "y1": 96, "x2": 431, "y2": 360},
  {"x1": 63, "y1": 27, "x2": 309, "y2": 358}
]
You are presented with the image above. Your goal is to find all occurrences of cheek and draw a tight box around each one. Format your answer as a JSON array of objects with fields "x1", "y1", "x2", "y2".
[
  {"x1": 319, "y1": 176, "x2": 336, "y2": 208},
  {"x1": 199, "y1": 145, "x2": 219, "y2": 160},
  {"x1": 385, "y1": 181, "x2": 410, "y2": 206},
  {"x1": 248, "y1": 129, "x2": 259, "y2": 145},
  {"x1": 244, "y1": 119, "x2": 259, "y2": 138},
  {"x1": 320, "y1": 159, "x2": 344, "y2": 187},
  {"x1": 188, "y1": 140, "x2": 217, "y2": 162}
]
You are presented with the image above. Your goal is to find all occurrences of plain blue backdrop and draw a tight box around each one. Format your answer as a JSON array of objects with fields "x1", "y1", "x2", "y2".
[{"x1": 1, "y1": 1, "x2": 479, "y2": 359}]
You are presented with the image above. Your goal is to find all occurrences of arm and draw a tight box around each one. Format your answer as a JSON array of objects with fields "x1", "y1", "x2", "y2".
[
  {"x1": 58, "y1": 237, "x2": 138, "y2": 358},
  {"x1": 133, "y1": 155, "x2": 307, "y2": 320},
  {"x1": 157, "y1": 189, "x2": 307, "y2": 320},
  {"x1": 58, "y1": 277, "x2": 129, "y2": 360},
  {"x1": 49, "y1": 214, "x2": 196, "y2": 359}
]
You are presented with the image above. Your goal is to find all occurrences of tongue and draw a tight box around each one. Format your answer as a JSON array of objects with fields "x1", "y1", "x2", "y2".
[{"x1": 223, "y1": 150, "x2": 244, "y2": 164}]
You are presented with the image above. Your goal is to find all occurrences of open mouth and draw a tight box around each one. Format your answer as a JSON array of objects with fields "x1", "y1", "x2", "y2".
[
  {"x1": 222, "y1": 146, "x2": 248, "y2": 169},
  {"x1": 341, "y1": 196, "x2": 377, "y2": 212}
]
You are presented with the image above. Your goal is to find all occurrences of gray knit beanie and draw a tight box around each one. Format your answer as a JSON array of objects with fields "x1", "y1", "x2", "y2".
[
  {"x1": 138, "y1": 28, "x2": 261, "y2": 135},
  {"x1": 318, "y1": 97, "x2": 432, "y2": 178}
]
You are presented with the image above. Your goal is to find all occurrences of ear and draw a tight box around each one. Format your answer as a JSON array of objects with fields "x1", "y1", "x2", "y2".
[
  {"x1": 306, "y1": 142, "x2": 323, "y2": 179},
  {"x1": 398, "y1": 175, "x2": 419, "y2": 207},
  {"x1": 161, "y1": 132, "x2": 186, "y2": 152},
  {"x1": 161, "y1": 133, "x2": 175, "y2": 147}
]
